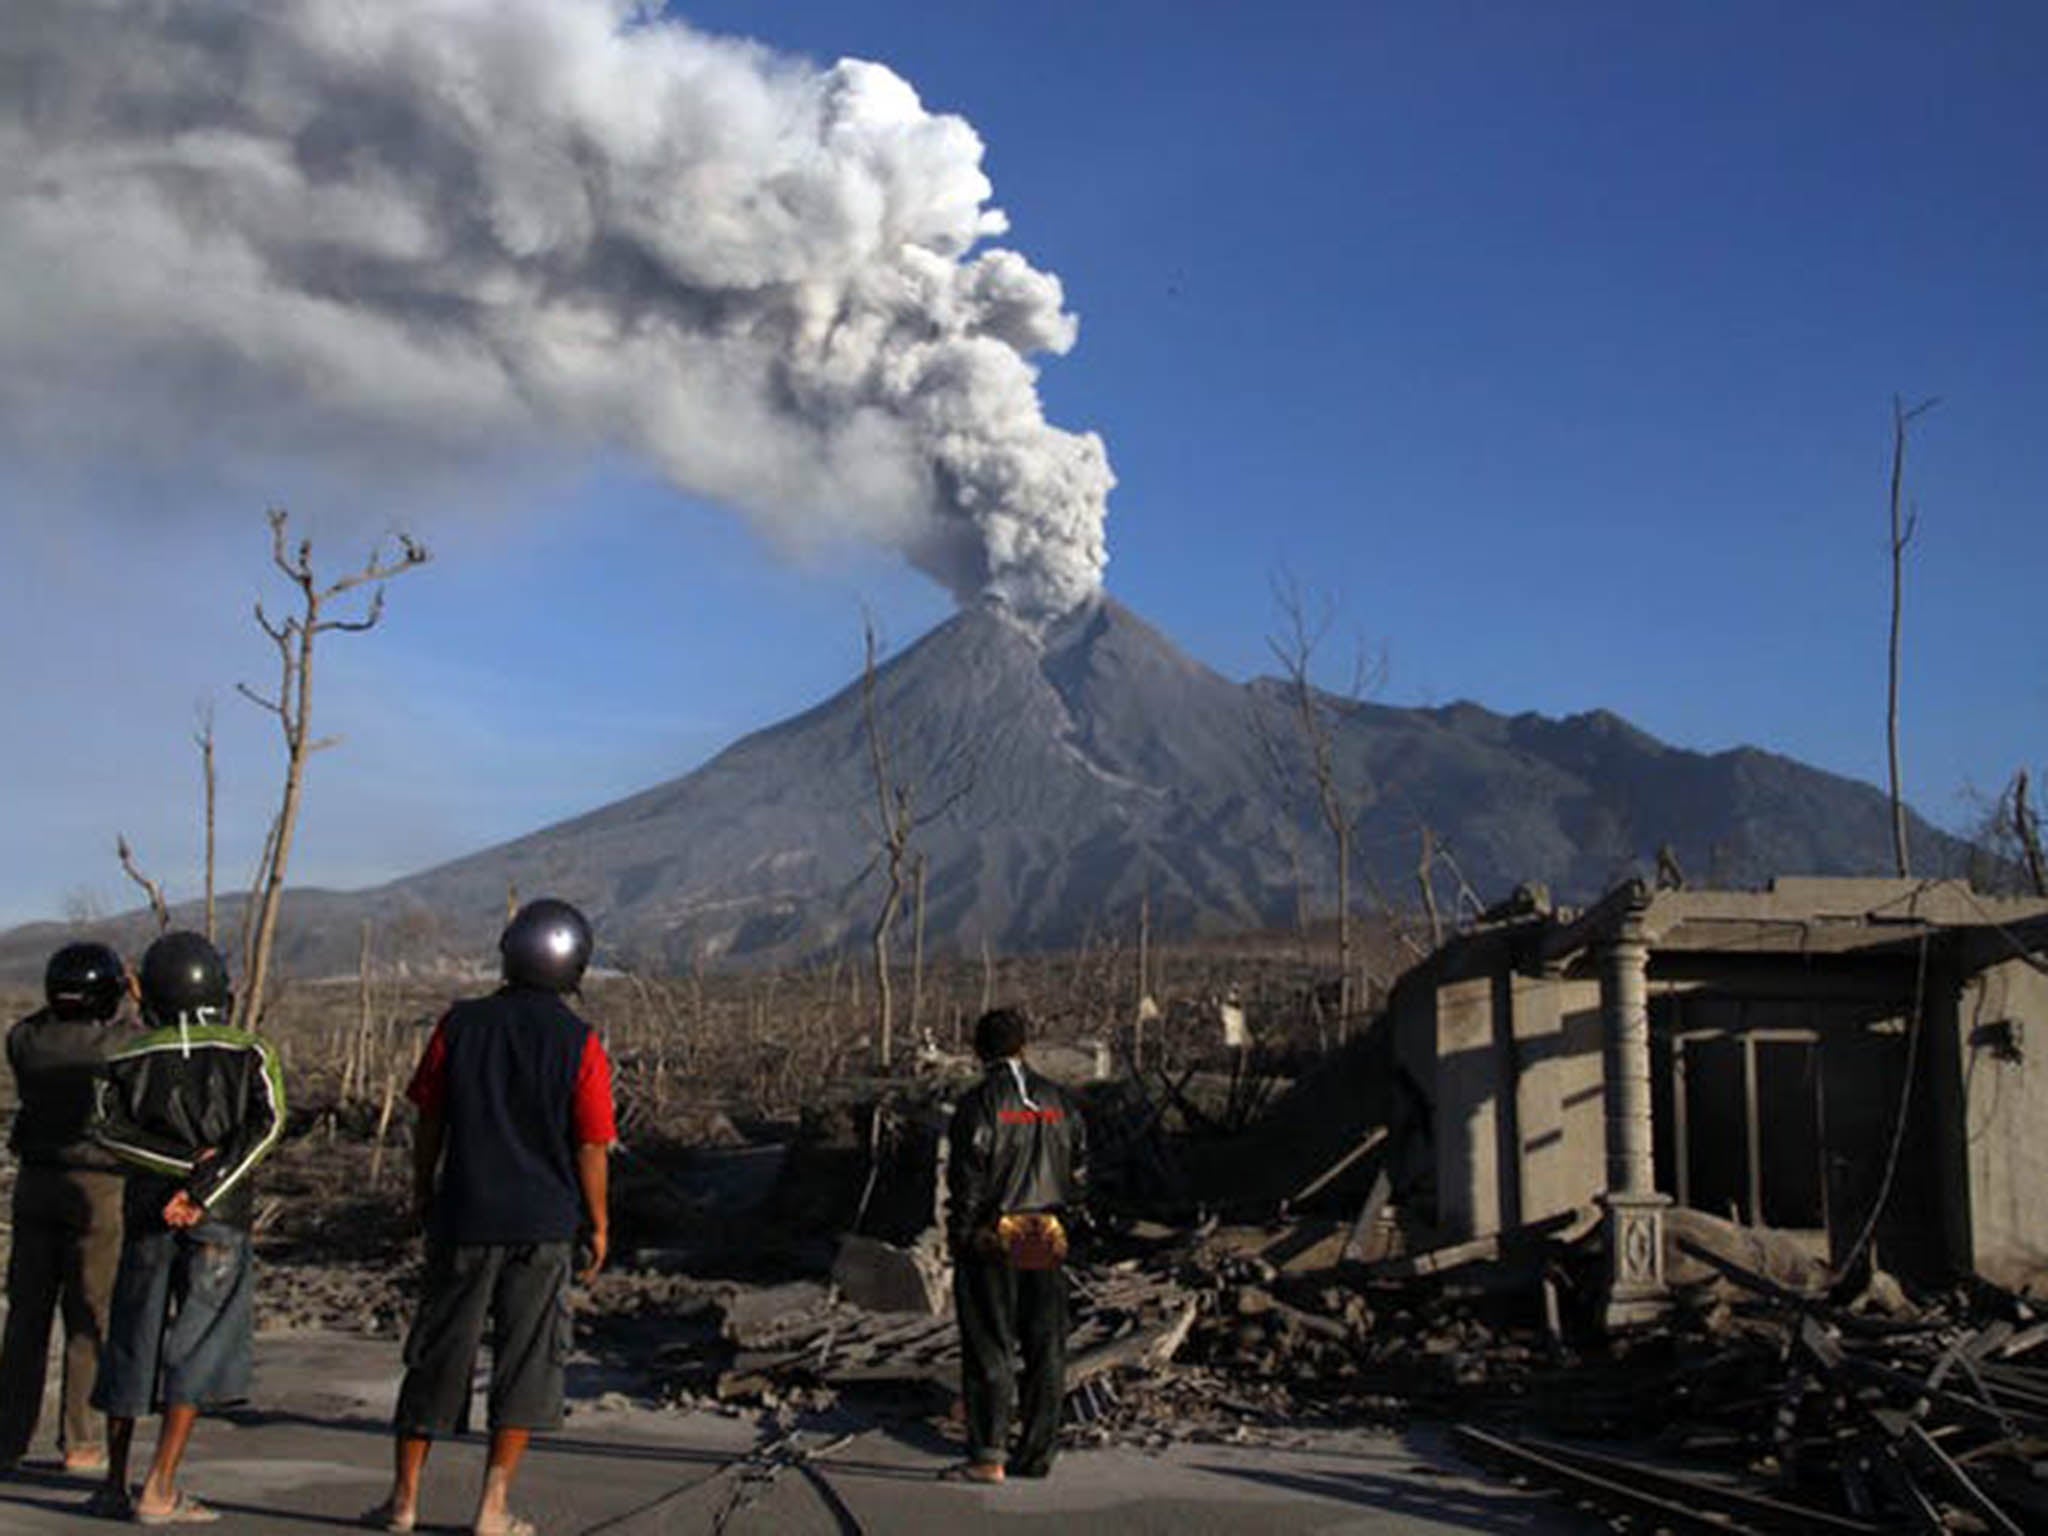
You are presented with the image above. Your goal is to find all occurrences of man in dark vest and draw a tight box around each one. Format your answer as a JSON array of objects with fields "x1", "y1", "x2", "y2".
[
  {"x1": 945, "y1": 1007, "x2": 1088, "y2": 1484},
  {"x1": 368, "y1": 898, "x2": 615, "y2": 1536},
  {"x1": 0, "y1": 942, "x2": 134, "y2": 1475}
]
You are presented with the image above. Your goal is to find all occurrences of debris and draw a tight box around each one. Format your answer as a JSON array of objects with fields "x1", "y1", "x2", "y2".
[{"x1": 830, "y1": 1232, "x2": 949, "y2": 1316}]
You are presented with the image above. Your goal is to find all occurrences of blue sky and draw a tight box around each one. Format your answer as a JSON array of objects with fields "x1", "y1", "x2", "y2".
[{"x1": 3, "y1": 1, "x2": 2044, "y2": 928}]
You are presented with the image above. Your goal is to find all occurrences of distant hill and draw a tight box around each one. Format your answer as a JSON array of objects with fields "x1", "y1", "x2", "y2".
[{"x1": 0, "y1": 596, "x2": 1970, "y2": 981}]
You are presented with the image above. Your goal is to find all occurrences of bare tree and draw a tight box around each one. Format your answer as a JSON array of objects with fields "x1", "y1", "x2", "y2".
[
  {"x1": 1415, "y1": 824, "x2": 1443, "y2": 950},
  {"x1": 115, "y1": 835, "x2": 171, "y2": 933},
  {"x1": 194, "y1": 700, "x2": 218, "y2": 943},
  {"x1": 235, "y1": 509, "x2": 429, "y2": 1030},
  {"x1": 1886, "y1": 394, "x2": 1939, "y2": 877},
  {"x1": 62, "y1": 888, "x2": 106, "y2": 925},
  {"x1": 1258, "y1": 574, "x2": 1385, "y2": 1031},
  {"x1": 857, "y1": 614, "x2": 972, "y2": 1069},
  {"x1": 1973, "y1": 767, "x2": 2048, "y2": 897},
  {"x1": 909, "y1": 851, "x2": 929, "y2": 1044},
  {"x1": 2014, "y1": 769, "x2": 2048, "y2": 898}
]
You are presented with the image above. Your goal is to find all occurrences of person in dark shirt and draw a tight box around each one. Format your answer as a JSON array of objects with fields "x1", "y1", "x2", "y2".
[
  {"x1": 87, "y1": 930, "x2": 284, "y2": 1524},
  {"x1": 368, "y1": 898, "x2": 615, "y2": 1536},
  {"x1": 0, "y1": 942, "x2": 134, "y2": 1475},
  {"x1": 945, "y1": 1007, "x2": 1088, "y2": 1484}
]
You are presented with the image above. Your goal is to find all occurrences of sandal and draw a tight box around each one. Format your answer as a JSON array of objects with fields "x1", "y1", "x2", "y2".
[
  {"x1": 136, "y1": 1489, "x2": 221, "y2": 1525},
  {"x1": 472, "y1": 1516, "x2": 536, "y2": 1536}
]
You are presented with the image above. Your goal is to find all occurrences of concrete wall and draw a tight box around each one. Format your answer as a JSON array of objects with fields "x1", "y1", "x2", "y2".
[
  {"x1": 1417, "y1": 964, "x2": 1604, "y2": 1245},
  {"x1": 1507, "y1": 974, "x2": 1603, "y2": 1229},
  {"x1": 1434, "y1": 974, "x2": 1499, "y2": 1239},
  {"x1": 1960, "y1": 957, "x2": 2048, "y2": 1290}
]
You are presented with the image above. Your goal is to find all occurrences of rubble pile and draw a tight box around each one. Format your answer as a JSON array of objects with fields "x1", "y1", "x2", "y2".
[
  {"x1": 1586, "y1": 1262, "x2": 2048, "y2": 1534},
  {"x1": 646, "y1": 1261, "x2": 1196, "y2": 1414},
  {"x1": 629, "y1": 1084, "x2": 2048, "y2": 1535}
]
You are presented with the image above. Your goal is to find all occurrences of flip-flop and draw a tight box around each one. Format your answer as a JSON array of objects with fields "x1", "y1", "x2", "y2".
[
  {"x1": 136, "y1": 1490, "x2": 221, "y2": 1525},
  {"x1": 361, "y1": 1499, "x2": 418, "y2": 1533},
  {"x1": 472, "y1": 1516, "x2": 536, "y2": 1536}
]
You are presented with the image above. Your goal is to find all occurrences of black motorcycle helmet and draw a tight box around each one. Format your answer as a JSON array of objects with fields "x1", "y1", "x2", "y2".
[
  {"x1": 500, "y1": 898, "x2": 593, "y2": 993},
  {"x1": 138, "y1": 930, "x2": 233, "y2": 1024},
  {"x1": 44, "y1": 941, "x2": 127, "y2": 1021}
]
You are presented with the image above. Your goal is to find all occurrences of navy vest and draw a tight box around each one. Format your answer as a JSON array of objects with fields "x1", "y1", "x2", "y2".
[{"x1": 431, "y1": 987, "x2": 591, "y2": 1245}]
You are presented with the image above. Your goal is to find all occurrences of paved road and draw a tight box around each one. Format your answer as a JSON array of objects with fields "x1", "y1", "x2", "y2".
[{"x1": 0, "y1": 1331, "x2": 1594, "y2": 1533}]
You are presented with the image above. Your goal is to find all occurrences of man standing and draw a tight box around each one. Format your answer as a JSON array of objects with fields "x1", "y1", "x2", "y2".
[
  {"x1": 88, "y1": 930, "x2": 285, "y2": 1524},
  {"x1": 945, "y1": 1007, "x2": 1088, "y2": 1484},
  {"x1": 369, "y1": 898, "x2": 614, "y2": 1536},
  {"x1": 0, "y1": 942, "x2": 133, "y2": 1476}
]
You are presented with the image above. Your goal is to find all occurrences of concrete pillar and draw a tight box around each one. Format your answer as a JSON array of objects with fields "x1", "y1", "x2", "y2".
[
  {"x1": 1602, "y1": 927, "x2": 1654, "y2": 1196},
  {"x1": 1599, "y1": 913, "x2": 1669, "y2": 1329}
]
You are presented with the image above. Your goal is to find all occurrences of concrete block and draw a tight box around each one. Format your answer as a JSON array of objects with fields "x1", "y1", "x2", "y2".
[{"x1": 832, "y1": 1233, "x2": 951, "y2": 1315}]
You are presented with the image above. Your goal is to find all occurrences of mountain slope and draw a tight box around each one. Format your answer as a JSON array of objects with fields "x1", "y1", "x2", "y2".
[
  {"x1": 355, "y1": 595, "x2": 1970, "y2": 968},
  {"x1": 0, "y1": 596, "x2": 1971, "y2": 977}
]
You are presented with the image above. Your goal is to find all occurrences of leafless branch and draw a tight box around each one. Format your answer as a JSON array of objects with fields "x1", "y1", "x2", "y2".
[
  {"x1": 1263, "y1": 570, "x2": 1382, "y2": 1034},
  {"x1": 1886, "y1": 393, "x2": 1938, "y2": 877},
  {"x1": 116, "y1": 834, "x2": 171, "y2": 933},
  {"x1": 856, "y1": 610, "x2": 974, "y2": 1069},
  {"x1": 194, "y1": 700, "x2": 217, "y2": 942},
  {"x1": 234, "y1": 681, "x2": 285, "y2": 717},
  {"x1": 235, "y1": 508, "x2": 431, "y2": 1029},
  {"x1": 2012, "y1": 769, "x2": 2047, "y2": 898},
  {"x1": 1415, "y1": 825, "x2": 1443, "y2": 950}
]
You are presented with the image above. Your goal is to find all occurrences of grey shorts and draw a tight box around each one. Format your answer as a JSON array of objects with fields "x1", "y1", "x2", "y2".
[
  {"x1": 92, "y1": 1221, "x2": 254, "y2": 1417},
  {"x1": 395, "y1": 1241, "x2": 572, "y2": 1436}
]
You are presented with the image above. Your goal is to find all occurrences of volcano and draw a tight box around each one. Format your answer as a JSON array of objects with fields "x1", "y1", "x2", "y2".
[
  {"x1": 0, "y1": 596, "x2": 1972, "y2": 979},
  {"x1": 350, "y1": 596, "x2": 1965, "y2": 968}
]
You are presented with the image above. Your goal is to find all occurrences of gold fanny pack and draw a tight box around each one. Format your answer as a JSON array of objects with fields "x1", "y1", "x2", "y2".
[{"x1": 988, "y1": 1212, "x2": 1068, "y2": 1271}]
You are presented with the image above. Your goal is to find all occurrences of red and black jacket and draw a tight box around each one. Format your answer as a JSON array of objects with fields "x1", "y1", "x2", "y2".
[{"x1": 945, "y1": 1059, "x2": 1088, "y2": 1257}]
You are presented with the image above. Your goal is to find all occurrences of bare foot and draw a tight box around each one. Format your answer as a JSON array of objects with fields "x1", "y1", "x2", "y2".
[{"x1": 361, "y1": 1496, "x2": 418, "y2": 1532}]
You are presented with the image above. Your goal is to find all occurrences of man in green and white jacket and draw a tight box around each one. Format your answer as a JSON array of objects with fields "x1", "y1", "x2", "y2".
[{"x1": 86, "y1": 931, "x2": 284, "y2": 1526}]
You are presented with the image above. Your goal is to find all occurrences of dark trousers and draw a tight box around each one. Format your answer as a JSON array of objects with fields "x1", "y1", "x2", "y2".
[
  {"x1": 953, "y1": 1251, "x2": 1068, "y2": 1471},
  {"x1": 0, "y1": 1165, "x2": 124, "y2": 1461},
  {"x1": 395, "y1": 1241, "x2": 572, "y2": 1437}
]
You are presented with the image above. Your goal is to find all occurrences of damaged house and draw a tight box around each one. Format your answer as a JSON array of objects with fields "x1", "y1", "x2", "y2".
[{"x1": 1385, "y1": 876, "x2": 2048, "y2": 1321}]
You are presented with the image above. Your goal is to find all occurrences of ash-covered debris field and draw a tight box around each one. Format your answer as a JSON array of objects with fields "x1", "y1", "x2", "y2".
[{"x1": 570, "y1": 1013, "x2": 2048, "y2": 1536}]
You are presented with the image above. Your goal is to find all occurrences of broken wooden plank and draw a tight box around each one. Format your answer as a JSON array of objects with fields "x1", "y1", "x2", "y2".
[
  {"x1": 1066, "y1": 1299, "x2": 1198, "y2": 1388},
  {"x1": 1678, "y1": 1235, "x2": 1824, "y2": 1307},
  {"x1": 1511, "y1": 1434, "x2": 1886, "y2": 1536},
  {"x1": 1370, "y1": 1206, "x2": 1586, "y2": 1279},
  {"x1": 1453, "y1": 1425, "x2": 1779, "y2": 1536},
  {"x1": 1899, "y1": 1419, "x2": 2028, "y2": 1536},
  {"x1": 1995, "y1": 1320, "x2": 2048, "y2": 1361},
  {"x1": 1281, "y1": 1124, "x2": 1388, "y2": 1212},
  {"x1": 1342, "y1": 1165, "x2": 1394, "y2": 1264}
]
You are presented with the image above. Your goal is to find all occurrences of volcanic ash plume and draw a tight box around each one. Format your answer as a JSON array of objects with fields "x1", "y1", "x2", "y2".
[{"x1": 0, "y1": 0, "x2": 1112, "y2": 620}]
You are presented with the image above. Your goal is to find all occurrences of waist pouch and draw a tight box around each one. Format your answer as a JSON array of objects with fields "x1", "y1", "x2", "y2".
[{"x1": 990, "y1": 1212, "x2": 1068, "y2": 1271}]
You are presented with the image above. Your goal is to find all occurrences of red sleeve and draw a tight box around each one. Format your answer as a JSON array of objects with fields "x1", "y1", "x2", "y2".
[
  {"x1": 571, "y1": 1031, "x2": 616, "y2": 1146},
  {"x1": 406, "y1": 1021, "x2": 450, "y2": 1115}
]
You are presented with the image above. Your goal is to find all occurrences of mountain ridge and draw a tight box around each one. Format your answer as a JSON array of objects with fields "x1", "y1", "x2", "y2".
[{"x1": 0, "y1": 595, "x2": 1971, "y2": 980}]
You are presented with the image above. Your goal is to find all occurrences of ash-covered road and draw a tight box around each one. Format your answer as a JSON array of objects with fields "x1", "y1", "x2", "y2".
[{"x1": 0, "y1": 1331, "x2": 1592, "y2": 1534}]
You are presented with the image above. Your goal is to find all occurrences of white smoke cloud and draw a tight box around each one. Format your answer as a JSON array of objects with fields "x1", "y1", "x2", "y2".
[{"x1": 0, "y1": 0, "x2": 1112, "y2": 618}]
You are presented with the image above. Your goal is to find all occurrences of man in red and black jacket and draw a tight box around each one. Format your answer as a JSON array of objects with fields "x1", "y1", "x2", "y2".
[
  {"x1": 367, "y1": 899, "x2": 614, "y2": 1536},
  {"x1": 945, "y1": 1007, "x2": 1088, "y2": 1484}
]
